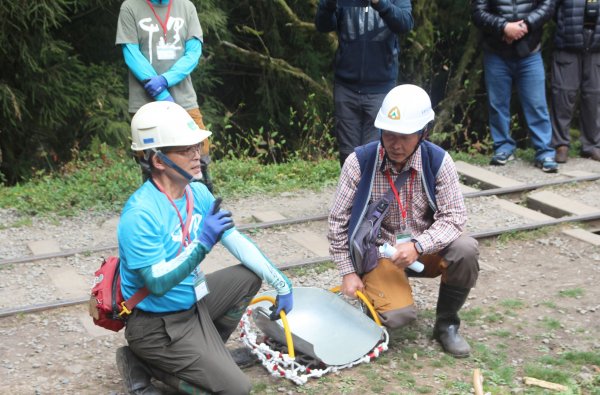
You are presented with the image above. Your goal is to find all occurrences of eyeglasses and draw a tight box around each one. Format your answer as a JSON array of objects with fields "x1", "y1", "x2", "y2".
[{"x1": 164, "y1": 143, "x2": 203, "y2": 158}]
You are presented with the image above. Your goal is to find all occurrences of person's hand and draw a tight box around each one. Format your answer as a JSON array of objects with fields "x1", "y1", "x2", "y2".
[
  {"x1": 389, "y1": 240, "x2": 420, "y2": 269},
  {"x1": 503, "y1": 20, "x2": 528, "y2": 43},
  {"x1": 144, "y1": 75, "x2": 168, "y2": 97},
  {"x1": 197, "y1": 198, "x2": 234, "y2": 250},
  {"x1": 341, "y1": 272, "x2": 364, "y2": 299},
  {"x1": 269, "y1": 292, "x2": 293, "y2": 320}
]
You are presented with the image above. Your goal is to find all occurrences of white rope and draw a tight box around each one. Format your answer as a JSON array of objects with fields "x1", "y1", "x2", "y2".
[{"x1": 239, "y1": 308, "x2": 389, "y2": 385}]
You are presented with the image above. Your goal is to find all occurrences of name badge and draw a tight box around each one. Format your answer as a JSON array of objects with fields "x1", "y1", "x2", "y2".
[
  {"x1": 192, "y1": 267, "x2": 210, "y2": 302},
  {"x1": 156, "y1": 45, "x2": 177, "y2": 60}
]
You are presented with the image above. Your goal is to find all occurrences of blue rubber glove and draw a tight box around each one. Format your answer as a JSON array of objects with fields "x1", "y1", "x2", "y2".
[
  {"x1": 269, "y1": 292, "x2": 293, "y2": 321},
  {"x1": 197, "y1": 198, "x2": 234, "y2": 250},
  {"x1": 144, "y1": 75, "x2": 168, "y2": 97}
]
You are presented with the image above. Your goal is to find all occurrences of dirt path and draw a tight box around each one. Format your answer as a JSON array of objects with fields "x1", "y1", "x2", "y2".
[{"x1": 1, "y1": 156, "x2": 600, "y2": 394}]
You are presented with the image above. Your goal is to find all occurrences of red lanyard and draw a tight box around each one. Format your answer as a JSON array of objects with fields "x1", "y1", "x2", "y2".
[
  {"x1": 146, "y1": 0, "x2": 172, "y2": 39},
  {"x1": 385, "y1": 168, "x2": 416, "y2": 224},
  {"x1": 152, "y1": 180, "x2": 194, "y2": 254}
]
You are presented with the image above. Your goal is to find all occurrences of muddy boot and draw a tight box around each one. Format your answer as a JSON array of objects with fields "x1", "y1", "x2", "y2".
[
  {"x1": 200, "y1": 156, "x2": 214, "y2": 193},
  {"x1": 432, "y1": 283, "x2": 471, "y2": 358},
  {"x1": 116, "y1": 346, "x2": 162, "y2": 395}
]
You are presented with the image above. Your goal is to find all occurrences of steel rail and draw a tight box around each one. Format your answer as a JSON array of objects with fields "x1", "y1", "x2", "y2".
[
  {"x1": 0, "y1": 213, "x2": 329, "y2": 267},
  {"x1": 2, "y1": 174, "x2": 598, "y2": 267},
  {"x1": 2, "y1": 211, "x2": 600, "y2": 319}
]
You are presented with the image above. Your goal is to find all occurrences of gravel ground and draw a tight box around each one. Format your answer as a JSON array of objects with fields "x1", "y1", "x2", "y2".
[{"x1": 1, "y1": 155, "x2": 599, "y2": 394}]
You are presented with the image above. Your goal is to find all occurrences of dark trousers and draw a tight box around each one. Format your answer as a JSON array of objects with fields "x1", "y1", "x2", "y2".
[
  {"x1": 334, "y1": 83, "x2": 385, "y2": 166},
  {"x1": 124, "y1": 265, "x2": 262, "y2": 395},
  {"x1": 550, "y1": 33, "x2": 600, "y2": 154}
]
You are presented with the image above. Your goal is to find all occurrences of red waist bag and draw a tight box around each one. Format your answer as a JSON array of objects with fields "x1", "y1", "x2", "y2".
[{"x1": 88, "y1": 256, "x2": 149, "y2": 332}]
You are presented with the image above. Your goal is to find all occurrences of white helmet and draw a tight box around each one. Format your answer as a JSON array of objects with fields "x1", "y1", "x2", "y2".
[
  {"x1": 130, "y1": 101, "x2": 212, "y2": 151},
  {"x1": 374, "y1": 84, "x2": 434, "y2": 134}
]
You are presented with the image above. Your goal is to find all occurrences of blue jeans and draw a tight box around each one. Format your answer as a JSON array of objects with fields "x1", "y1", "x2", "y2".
[{"x1": 483, "y1": 51, "x2": 555, "y2": 161}]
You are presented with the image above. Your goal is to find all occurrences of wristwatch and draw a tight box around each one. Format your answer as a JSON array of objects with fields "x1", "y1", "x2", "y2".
[{"x1": 411, "y1": 239, "x2": 424, "y2": 255}]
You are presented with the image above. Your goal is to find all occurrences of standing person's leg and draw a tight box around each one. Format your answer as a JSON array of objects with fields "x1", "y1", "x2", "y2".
[
  {"x1": 360, "y1": 92, "x2": 387, "y2": 146},
  {"x1": 516, "y1": 52, "x2": 556, "y2": 163},
  {"x1": 483, "y1": 51, "x2": 517, "y2": 162},
  {"x1": 579, "y1": 44, "x2": 600, "y2": 160},
  {"x1": 550, "y1": 50, "x2": 581, "y2": 162},
  {"x1": 334, "y1": 83, "x2": 364, "y2": 167},
  {"x1": 187, "y1": 107, "x2": 213, "y2": 192}
]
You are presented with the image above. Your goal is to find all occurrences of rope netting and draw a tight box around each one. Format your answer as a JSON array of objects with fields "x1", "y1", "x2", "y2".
[{"x1": 239, "y1": 307, "x2": 390, "y2": 385}]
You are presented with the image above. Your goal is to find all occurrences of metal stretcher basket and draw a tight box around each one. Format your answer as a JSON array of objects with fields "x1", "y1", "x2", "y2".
[{"x1": 239, "y1": 287, "x2": 389, "y2": 385}]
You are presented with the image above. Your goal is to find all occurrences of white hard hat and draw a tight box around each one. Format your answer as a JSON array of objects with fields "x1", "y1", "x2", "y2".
[
  {"x1": 374, "y1": 84, "x2": 435, "y2": 134},
  {"x1": 130, "y1": 101, "x2": 212, "y2": 151}
]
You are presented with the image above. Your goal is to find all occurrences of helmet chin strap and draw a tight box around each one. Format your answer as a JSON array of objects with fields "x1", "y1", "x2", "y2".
[{"x1": 153, "y1": 150, "x2": 197, "y2": 183}]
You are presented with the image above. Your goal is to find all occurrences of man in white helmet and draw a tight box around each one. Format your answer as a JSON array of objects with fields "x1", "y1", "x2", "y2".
[
  {"x1": 115, "y1": 101, "x2": 294, "y2": 394},
  {"x1": 328, "y1": 84, "x2": 479, "y2": 358}
]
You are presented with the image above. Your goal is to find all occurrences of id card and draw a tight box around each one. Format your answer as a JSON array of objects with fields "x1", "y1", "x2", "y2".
[
  {"x1": 396, "y1": 232, "x2": 412, "y2": 244},
  {"x1": 157, "y1": 45, "x2": 177, "y2": 60},
  {"x1": 192, "y1": 267, "x2": 210, "y2": 301}
]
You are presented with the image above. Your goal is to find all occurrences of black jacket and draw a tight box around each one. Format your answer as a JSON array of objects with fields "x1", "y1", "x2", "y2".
[
  {"x1": 554, "y1": 0, "x2": 600, "y2": 51},
  {"x1": 315, "y1": 0, "x2": 413, "y2": 93},
  {"x1": 472, "y1": 0, "x2": 556, "y2": 57}
]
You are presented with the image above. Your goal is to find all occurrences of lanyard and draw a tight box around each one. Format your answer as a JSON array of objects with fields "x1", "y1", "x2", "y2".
[
  {"x1": 385, "y1": 168, "x2": 416, "y2": 224},
  {"x1": 152, "y1": 180, "x2": 194, "y2": 254},
  {"x1": 145, "y1": 0, "x2": 173, "y2": 39}
]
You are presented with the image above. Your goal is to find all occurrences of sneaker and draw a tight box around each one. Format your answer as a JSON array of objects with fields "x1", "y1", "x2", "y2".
[
  {"x1": 535, "y1": 157, "x2": 559, "y2": 173},
  {"x1": 229, "y1": 347, "x2": 259, "y2": 369},
  {"x1": 490, "y1": 151, "x2": 515, "y2": 166}
]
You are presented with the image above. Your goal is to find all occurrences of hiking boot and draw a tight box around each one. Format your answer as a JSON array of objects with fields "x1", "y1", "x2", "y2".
[
  {"x1": 582, "y1": 147, "x2": 600, "y2": 161},
  {"x1": 230, "y1": 347, "x2": 259, "y2": 369},
  {"x1": 555, "y1": 146, "x2": 568, "y2": 163},
  {"x1": 116, "y1": 346, "x2": 162, "y2": 395},
  {"x1": 490, "y1": 151, "x2": 514, "y2": 166},
  {"x1": 535, "y1": 157, "x2": 558, "y2": 173}
]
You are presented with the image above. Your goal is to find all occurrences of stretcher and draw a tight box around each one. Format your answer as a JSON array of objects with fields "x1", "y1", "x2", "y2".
[{"x1": 240, "y1": 287, "x2": 389, "y2": 385}]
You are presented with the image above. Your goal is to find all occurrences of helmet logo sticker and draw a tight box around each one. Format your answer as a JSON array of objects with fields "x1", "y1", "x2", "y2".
[
  {"x1": 387, "y1": 106, "x2": 401, "y2": 120},
  {"x1": 187, "y1": 120, "x2": 198, "y2": 130}
]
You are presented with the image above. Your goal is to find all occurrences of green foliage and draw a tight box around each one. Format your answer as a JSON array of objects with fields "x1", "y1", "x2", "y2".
[{"x1": 0, "y1": 144, "x2": 341, "y2": 216}]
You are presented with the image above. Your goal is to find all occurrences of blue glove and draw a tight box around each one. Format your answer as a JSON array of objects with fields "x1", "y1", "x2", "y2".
[
  {"x1": 197, "y1": 198, "x2": 234, "y2": 250},
  {"x1": 144, "y1": 75, "x2": 168, "y2": 97},
  {"x1": 269, "y1": 292, "x2": 293, "y2": 321}
]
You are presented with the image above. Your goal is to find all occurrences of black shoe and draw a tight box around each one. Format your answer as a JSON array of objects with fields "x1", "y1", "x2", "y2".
[
  {"x1": 489, "y1": 151, "x2": 514, "y2": 166},
  {"x1": 116, "y1": 346, "x2": 162, "y2": 395},
  {"x1": 229, "y1": 347, "x2": 259, "y2": 369}
]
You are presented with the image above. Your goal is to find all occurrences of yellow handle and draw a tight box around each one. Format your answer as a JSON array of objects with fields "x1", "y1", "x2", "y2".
[
  {"x1": 329, "y1": 286, "x2": 382, "y2": 327},
  {"x1": 250, "y1": 296, "x2": 295, "y2": 359}
]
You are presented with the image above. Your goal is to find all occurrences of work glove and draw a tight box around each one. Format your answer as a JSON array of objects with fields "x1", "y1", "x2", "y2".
[
  {"x1": 197, "y1": 198, "x2": 234, "y2": 251},
  {"x1": 269, "y1": 292, "x2": 293, "y2": 321},
  {"x1": 144, "y1": 75, "x2": 168, "y2": 97}
]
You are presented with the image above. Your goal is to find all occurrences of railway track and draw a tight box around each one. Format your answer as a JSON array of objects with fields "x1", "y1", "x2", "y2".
[{"x1": 1, "y1": 173, "x2": 600, "y2": 319}]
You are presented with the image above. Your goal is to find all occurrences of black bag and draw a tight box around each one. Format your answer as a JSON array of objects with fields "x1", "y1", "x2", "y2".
[{"x1": 350, "y1": 171, "x2": 411, "y2": 275}]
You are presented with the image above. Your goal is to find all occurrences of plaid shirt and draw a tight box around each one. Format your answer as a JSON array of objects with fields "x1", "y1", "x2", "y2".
[{"x1": 328, "y1": 144, "x2": 467, "y2": 276}]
